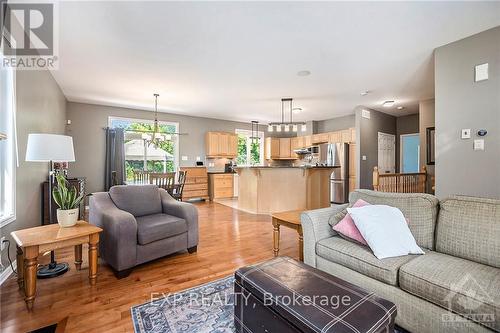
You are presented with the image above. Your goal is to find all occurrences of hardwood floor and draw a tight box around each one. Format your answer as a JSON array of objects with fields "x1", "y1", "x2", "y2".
[{"x1": 0, "y1": 202, "x2": 298, "y2": 332}]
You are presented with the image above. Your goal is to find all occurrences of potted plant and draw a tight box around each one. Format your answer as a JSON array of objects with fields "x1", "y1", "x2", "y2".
[{"x1": 52, "y1": 174, "x2": 84, "y2": 227}]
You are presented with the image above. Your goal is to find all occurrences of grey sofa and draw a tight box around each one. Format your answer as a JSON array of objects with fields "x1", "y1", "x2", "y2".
[
  {"x1": 89, "y1": 185, "x2": 198, "y2": 278},
  {"x1": 302, "y1": 189, "x2": 500, "y2": 333}
]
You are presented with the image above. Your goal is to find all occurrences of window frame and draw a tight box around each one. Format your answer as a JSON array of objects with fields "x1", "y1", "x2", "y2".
[
  {"x1": 0, "y1": 45, "x2": 18, "y2": 227},
  {"x1": 235, "y1": 128, "x2": 265, "y2": 166},
  {"x1": 108, "y1": 116, "x2": 180, "y2": 174}
]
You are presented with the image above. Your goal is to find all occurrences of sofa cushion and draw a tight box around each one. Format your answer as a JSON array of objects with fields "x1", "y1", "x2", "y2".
[
  {"x1": 349, "y1": 190, "x2": 439, "y2": 250},
  {"x1": 136, "y1": 213, "x2": 187, "y2": 245},
  {"x1": 316, "y1": 236, "x2": 419, "y2": 286},
  {"x1": 436, "y1": 196, "x2": 500, "y2": 268},
  {"x1": 109, "y1": 185, "x2": 162, "y2": 217},
  {"x1": 400, "y1": 251, "x2": 500, "y2": 331}
]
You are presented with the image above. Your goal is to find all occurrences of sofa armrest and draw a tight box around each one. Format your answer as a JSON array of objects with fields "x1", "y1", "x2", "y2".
[
  {"x1": 89, "y1": 192, "x2": 137, "y2": 271},
  {"x1": 301, "y1": 204, "x2": 348, "y2": 268},
  {"x1": 160, "y1": 189, "x2": 199, "y2": 248}
]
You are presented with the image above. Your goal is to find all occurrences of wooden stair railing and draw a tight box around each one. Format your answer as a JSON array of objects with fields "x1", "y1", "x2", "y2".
[{"x1": 373, "y1": 166, "x2": 427, "y2": 193}]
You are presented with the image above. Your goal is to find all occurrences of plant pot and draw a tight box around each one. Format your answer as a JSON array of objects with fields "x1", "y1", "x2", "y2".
[{"x1": 56, "y1": 208, "x2": 79, "y2": 227}]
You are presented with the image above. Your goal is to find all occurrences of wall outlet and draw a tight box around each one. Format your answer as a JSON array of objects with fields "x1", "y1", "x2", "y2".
[
  {"x1": 196, "y1": 156, "x2": 201, "y2": 161},
  {"x1": 475, "y1": 63, "x2": 488, "y2": 82},
  {"x1": 181, "y1": 155, "x2": 188, "y2": 161},
  {"x1": 0, "y1": 236, "x2": 6, "y2": 251},
  {"x1": 461, "y1": 129, "x2": 471, "y2": 139}
]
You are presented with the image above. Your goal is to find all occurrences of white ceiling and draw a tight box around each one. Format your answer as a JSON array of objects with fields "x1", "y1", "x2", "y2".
[{"x1": 52, "y1": 1, "x2": 500, "y2": 122}]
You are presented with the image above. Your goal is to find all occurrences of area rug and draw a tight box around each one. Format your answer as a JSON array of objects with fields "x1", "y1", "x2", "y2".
[{"x1": 131, "y1": 276, "x2": 408, "y2": 333}]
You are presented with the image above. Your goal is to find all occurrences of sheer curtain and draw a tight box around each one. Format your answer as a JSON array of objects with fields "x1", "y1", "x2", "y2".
[{"x1": 104, "y1": 128, "x2": 125, "y2": 191}]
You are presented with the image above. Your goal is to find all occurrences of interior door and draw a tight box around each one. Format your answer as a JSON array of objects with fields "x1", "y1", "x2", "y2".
[{"x1": 378, "y1": 132, "x2": 395, "y2": 173}]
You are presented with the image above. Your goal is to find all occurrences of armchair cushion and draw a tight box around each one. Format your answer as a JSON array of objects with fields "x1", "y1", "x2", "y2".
[
  {"x1": 136, "y1": 213, "x2": 187, "y2": 245},
  {"x1": 109, "y1": 185, "x2": 162, "y2": 217}
]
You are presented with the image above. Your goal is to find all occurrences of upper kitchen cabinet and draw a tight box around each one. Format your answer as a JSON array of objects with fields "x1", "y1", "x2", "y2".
[
  {"x1": 265, "y1": 137, "x2": 296, "y2": 160},
  {"x1": 206, "y1": 131, "x2": 237, "y2": 158},
  {"x1": 303, "y1": 135, "x2": 312, "y2": 148},
  {"x1": 312, "y1": 133, "x2": 329, "y2": 144}
]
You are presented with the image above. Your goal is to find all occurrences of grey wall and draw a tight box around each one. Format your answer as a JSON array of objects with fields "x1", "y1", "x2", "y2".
[
  {"x1": 395, "y1": 114, "x2": 419, "y2": 172},
  {"x1": 66, "y1": 102, "x2": 269, "y2": 194},
  {"x1": 316, "y1": 114, "x2": 355, "y2": 133},
  {"x1": 355, "y1": 107, "x2": 397, "y2": 189},
  {"x1": 0, "y1": 70, "x2": 66, "y2": 274},
  {"x1": 419, "y1": 99, "x2": 435, "y2": 193},
  {"x1": 435, "y1": 26, "x2": 500, "y2": 199}
]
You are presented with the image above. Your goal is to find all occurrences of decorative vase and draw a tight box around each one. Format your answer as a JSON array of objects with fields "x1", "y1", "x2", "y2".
[{"x1": 56, "y1": 208, "x2": 79, "y2": 227}]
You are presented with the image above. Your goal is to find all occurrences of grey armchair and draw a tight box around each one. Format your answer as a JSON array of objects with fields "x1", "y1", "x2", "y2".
[{"x1": 89, "y1": 185, "x2": 198, "y2": 278}]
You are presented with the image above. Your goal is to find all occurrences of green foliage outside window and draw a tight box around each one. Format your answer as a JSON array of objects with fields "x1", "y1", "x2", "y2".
[
  {"x1": 112, "y1": 121, "x2": 177, "y2": 180},
  {"x1": 236, "y1": 132, "x2": 261, "y2": 166}
]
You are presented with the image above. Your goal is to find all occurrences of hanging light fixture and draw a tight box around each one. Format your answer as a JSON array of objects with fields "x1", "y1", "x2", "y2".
[
  {"x1": 143, "y1": 93, "x2": 165, "y2": 148},
  {"x1": 250, "y1": 120, "x2": 260, "y2": 144},
  {"x1": 267, "y1": 98, "x2": 306, "y2": 132}
]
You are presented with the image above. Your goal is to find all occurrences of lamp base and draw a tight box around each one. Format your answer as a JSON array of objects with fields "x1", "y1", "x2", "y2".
[{"x1": 37, "y1": 262, "x2": 69, "y2": 279}]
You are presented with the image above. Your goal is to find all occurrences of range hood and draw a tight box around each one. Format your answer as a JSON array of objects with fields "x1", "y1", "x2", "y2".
[{"x1": 293, "y1": 148, "x2": 310, "y2": 155}]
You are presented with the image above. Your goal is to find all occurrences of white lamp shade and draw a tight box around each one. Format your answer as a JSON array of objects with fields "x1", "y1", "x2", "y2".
[{"x1": 25, "y1": 134, "x2": 75, "y2": 162}]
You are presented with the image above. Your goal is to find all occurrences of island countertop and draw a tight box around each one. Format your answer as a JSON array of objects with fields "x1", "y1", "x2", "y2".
[
  {"x1": 235, "y1": 165, "x2": 339, "y2": 169},
  {"x1": 236, "y1": 166, "x2": 334, "y2": 214}
]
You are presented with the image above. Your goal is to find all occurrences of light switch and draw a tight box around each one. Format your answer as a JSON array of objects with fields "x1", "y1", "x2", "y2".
[
  {"x1": 362, "y1": 155, "x2": 367, "y2": 161},
  {"x1": 196, "y1": 156, "x2": 201, "y2": 161},
  {"x1": 181, "y1": 155, "x2": 188, "y2": 161},
  {"x1": 475, "y1": 63, "x2": 488, "y2": 82},
  {"x1": 474, "y1": 139, "x2": 484, "y2": 151},
  {"x1": 461, "y1": 129, "x2": 471, "y2": 139}
]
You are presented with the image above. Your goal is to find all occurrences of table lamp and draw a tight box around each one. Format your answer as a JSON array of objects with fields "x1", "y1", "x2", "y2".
[{"x1": 26, "y1": 133, "x2": 76, "y2": 278}]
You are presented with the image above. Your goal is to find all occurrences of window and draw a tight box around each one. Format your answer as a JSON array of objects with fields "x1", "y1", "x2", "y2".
[
  {"x1": 109, "y1": 117, "x2": 179, "y2": 182},
  {"x1": 0, "y1": 50, "x2": 17, "y2": 226},
  {"x1": 235, "y1": 129, "x2": 264, "y2": 166}
]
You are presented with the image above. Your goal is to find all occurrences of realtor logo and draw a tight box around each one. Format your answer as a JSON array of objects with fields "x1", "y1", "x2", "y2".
[{"x1": 1, "y1": 1, "x2": 58, "y2": 69}]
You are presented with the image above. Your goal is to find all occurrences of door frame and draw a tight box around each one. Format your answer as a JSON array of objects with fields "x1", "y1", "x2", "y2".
[{"x1": 399, "y1": 133, "x2": 420, "y2": 173}]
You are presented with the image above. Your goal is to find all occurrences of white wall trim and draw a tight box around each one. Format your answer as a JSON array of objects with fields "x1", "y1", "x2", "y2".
[{"x1": 0, "y1": 260, "x2": 16, "y2": 286}]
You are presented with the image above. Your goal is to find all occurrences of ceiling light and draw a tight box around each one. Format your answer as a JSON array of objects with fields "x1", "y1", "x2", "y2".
[
  {"x1": 382, "y1": 101, "x2": 395, "y2": 108},
  {"x1": 297, "y1": 70, "x2": 311, "y2": 77},
  {"x1": 397, "y1": 106, "x2": 404, "y2": 110},
  {"x1": 292, "y1": 124, "x2": 298, "y2": 132},
  {"x1": 301, "y1": 124, "x2": 307, "y2": 132},
  {"x1": 292, "y1": 107, "x2": 302, "y2": 114},
  {"x1": 268, "y1": 124, "x2": 273, "y2": 132},
  {"x1": 360, "y1": 91, "x2": 370, "y2": 96},
  {"x1": 268, "y1": 98, "x2": 306, "y2": 134}
]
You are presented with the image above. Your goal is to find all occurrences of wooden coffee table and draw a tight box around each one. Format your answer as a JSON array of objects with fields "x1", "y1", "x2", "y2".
[
  {"x1": 11, "y1": 221, "x2": 102, "y2": 310},
  {"x1": 271, "y1": 210, "x2": 303, "y2": 261}
]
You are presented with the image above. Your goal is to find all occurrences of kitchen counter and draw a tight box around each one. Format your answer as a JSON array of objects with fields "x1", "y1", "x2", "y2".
[
  {"x1": 207, "y1": 171, "x2": 236, "y2": 174},
  {"x1": 236, "y1": 165, "x2": 339, "y2": 169},
  {"x1": 236, "y1": 166, "x2": 336, "y2": 214}
]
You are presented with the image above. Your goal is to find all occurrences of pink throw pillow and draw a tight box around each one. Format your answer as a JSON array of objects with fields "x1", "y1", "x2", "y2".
[{"x1": 333, "y1": 199, "x2": 370, "y2": 245}]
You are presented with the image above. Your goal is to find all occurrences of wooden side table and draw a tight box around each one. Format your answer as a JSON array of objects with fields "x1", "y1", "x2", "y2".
[
  {"x1": 11, "y1": 221, "x2": 102, "y2": 311},
  {"x1": 271, "y1": 210, "x2": 304, "y2": 261}
]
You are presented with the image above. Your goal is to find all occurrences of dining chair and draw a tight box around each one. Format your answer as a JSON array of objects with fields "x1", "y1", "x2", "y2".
[
  {"x1": 172, "y1": 170, "x2": 187, "y2": 201},
  {"x1": 150, "y1": 172, "x2": 176, "y2": 194},
  {"x1": 133, "y1": 170, "x2": 151, "y2": 184}
]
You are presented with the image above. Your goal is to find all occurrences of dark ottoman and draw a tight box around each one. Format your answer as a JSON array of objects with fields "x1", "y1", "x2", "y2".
[{"x1": 234, "y1": 257, "x2": 396, "y2": 333}]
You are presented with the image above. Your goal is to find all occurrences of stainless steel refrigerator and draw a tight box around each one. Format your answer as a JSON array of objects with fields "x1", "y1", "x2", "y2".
[{"x1": 319, "y1": 142, "x2": 350, "y2": 204}]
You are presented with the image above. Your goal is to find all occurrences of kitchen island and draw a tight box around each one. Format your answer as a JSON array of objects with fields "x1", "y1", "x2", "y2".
[{"x1": 236, "y1": 166, "x2": 338, "y2": 214}]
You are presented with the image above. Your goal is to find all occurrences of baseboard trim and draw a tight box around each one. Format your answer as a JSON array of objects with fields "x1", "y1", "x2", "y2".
[{"x1": 0, "y1": 259, "x2": 16, "y2": 286}]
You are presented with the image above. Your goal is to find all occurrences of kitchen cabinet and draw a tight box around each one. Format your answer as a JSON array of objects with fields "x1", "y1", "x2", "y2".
[
  {"x1": 265, "y1": 137, "x2": 296, "y2": 160},
  {"x1": 341, "y1": 129, "x2": 352, "y2": 143},
  {"x1": 208, "y1": 173, "x2": 234, "y2": 200},
  {"x1": 264, "y1": 137, "x2": 280, "y2": 160},
  {"x1": 303, "y1": 135, "x2": 312, "y2": 148},
  {"x1": 290, "y1": 137, "x2": 300, "y2": 158},
  {"x1": 350, "y1": 127, "x2": 356, "y2": 143},
  {"x1": 348, "y1": 143, "x2": 357, "y2": 194},
  {"x1": 312, "y1": 133, "x2": 329, "y2": 144},
  {"x1": 328, "y1": 131, "x2": 342, "y2": 143},
  {"x1": 180, "y1": 167, "x2": 209, "y2": 201},
  {"x1": 206, "y1": 131, "x2": 237, "y2": 158},
  {"x1": 279, "y1": 138, "x2": 291, "y2": 158}
]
